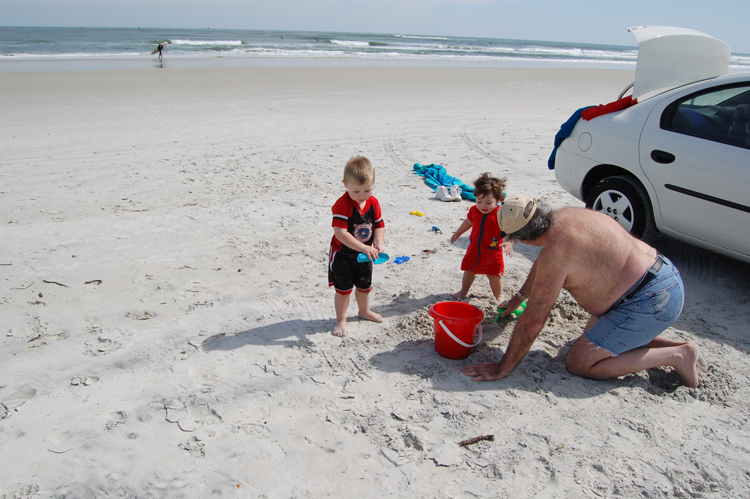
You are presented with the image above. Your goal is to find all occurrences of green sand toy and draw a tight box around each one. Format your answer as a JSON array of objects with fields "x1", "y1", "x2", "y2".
[{"x1": 494, "y1": 301, "x2": 527, "y2": 322}]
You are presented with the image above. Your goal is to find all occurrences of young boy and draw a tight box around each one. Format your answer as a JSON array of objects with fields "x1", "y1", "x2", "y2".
[
  {"x1": 450, "y1": 173, "x2": 511, "y2": 301},
  {"x1": 329, "y1": 156, "x2": 385, "y2": 337}
]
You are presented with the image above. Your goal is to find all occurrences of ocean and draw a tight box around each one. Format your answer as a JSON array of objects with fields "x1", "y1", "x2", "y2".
[{"x1": 2, "y1": 26, "x2": 749, "y2": 73}]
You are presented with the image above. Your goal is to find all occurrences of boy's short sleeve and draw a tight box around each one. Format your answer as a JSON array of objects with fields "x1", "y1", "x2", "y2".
[
  {"x1": 371, "y1": 197, "x2": 385, "y2": 229},
  {"x1": 331, "y1": 195, "x2": 351, "y2": 229}
]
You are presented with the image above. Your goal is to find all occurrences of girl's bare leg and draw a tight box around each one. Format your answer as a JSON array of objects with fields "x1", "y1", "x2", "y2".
[
  {"x1": 453, "y1": 271, "x2": 475, "y2": 298},
  {"x1": 488, "y1": 275, "x2": 503, "y2": 301}
]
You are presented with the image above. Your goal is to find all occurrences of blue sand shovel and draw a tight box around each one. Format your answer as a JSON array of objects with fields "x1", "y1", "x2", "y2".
[{"x1": 357, "y1": 252, "x2": 390, "y2": 264}]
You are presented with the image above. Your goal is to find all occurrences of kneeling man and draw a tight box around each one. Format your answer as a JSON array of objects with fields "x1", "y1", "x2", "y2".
[{"x1": 462, "y1": 195, "x2": 703, "y2": 388}]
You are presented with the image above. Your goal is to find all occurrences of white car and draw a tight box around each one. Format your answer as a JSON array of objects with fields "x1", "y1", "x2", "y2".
[{"x1": 553, "y1": 26, "x2": 750, "y2": 263}]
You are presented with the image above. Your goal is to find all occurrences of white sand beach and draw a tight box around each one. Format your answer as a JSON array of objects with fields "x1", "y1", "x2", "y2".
[{"x1": 1, "y1": 66, "x2": 749, "y2": 498}]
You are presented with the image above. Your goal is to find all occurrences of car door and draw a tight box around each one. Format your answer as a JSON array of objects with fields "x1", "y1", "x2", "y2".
[{"x1": 639, "y1": 83, "x2": 750, "y2": 255}]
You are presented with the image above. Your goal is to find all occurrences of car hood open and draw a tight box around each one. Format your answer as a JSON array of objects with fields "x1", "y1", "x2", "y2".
[{"x1": 627, "y1": 26, "x2": 731, "y2": 100}]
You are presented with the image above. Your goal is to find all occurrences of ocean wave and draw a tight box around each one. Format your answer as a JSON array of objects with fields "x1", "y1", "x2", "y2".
[
  {"x1": 729, "y1": 54, "x2": 750, "y2": 67},
  {"x1": 170, "y1": 39, "x2": 243, "y2": 46},
  {"x1": 0, "y1": 51, "x2": 144, "y2": 60},
  {"x1": 394, "y1": 35, "x2": 449, "y2": 40},
  {"x1": 330, "y1": 40, "x2": 369, "y2": 47},
  {"x1": 514, "y1": 45, "x2": 637, "y2": 60},
  {"x1": 0, "y1": 45, "x2": 639, "y2": 68},
  {"x1": 205, "y1": 46, "x2": 637, "y2": 66}
]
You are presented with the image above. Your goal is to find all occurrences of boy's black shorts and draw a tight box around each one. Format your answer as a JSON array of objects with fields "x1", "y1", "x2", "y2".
[{"x1": 328, "y1": 249, "x2": 373, "y2": 295}]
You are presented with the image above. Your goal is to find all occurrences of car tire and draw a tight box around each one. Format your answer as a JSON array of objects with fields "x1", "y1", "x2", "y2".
[{"x1": 586, "y1": 175, "x2": 656, "y2": 241}]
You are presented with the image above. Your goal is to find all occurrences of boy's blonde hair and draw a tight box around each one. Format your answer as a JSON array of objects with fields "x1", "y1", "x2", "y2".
[
  {"x1": 474, "y1": 172, "x2": 507, "y2": 201},
  {"x1": 343, "y1": 156, "x2": 375, "y2": 185}
]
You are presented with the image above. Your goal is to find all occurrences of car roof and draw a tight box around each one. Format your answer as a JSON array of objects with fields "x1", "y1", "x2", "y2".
[{"x1": 627, "y1": 26, "x2": 731, "y2": 100}]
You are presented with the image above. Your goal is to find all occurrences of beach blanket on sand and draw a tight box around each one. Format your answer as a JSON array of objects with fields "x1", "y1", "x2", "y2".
[{"x1": 413, "y1": 163, "x2": 476, "y2": 201}]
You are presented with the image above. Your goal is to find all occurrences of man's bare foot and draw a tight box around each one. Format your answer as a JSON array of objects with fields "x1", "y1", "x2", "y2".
[
  {"x1": 358, "y1": 310, "x2": 383, "y2": 323},
  {"x1": 452, "y1": 289, "x2": 468, "y2": 299},
  {"x1": 332, "y1": 321, "x2": 348, "y2": 337},
  {"x1": 673, "y1": 342, "x2": 705, "y2": 388}
]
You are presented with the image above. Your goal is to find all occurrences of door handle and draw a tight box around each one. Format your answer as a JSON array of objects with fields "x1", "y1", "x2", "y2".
[{"x1": 651, "y1": 150, "x2": 675, "y2": 164}]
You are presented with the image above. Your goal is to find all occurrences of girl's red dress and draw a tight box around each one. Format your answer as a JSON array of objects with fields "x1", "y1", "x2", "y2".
[{"x1": 460, "y1": 205, "x2": 505, "y2": 276}]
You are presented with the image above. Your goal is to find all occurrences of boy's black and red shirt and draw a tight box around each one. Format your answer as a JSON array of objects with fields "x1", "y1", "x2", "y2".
[{"x1": 330, "y1": 192, "x2": 385, "y2": 254}]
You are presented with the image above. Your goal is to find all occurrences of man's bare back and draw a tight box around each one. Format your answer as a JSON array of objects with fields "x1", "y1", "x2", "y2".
[{"x1": 542, "y1": 208, "x2": 657, "y2": 316}]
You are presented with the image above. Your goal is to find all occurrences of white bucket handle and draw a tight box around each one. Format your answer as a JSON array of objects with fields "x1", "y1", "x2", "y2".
[{"x1": 439, "y1": 320, "x2": 483, "y2": 348}]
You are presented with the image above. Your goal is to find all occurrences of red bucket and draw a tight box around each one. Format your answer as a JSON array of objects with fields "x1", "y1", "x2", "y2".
[{"x1": 428, "y1": 302, "x2": 484, "y2": 359}]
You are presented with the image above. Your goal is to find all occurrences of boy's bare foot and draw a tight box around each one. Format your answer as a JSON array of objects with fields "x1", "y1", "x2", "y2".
[
  {"x1": 332, "y1": 321, "x2": 348, "y2": 337},
  {"x1": 673, "y1": 343, "x2": 705, "y2": 388},
  {"x1": 358, "y1": 310, "x2": 383, "y2": 323},
  {"x1": 452, "y1": 290, "x2": 468, "y2": 299}
]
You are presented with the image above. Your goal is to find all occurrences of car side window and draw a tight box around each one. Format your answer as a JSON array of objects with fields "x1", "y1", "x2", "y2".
[{"x1": 663, "y1": 84, "x2": 750, "y2": 150}]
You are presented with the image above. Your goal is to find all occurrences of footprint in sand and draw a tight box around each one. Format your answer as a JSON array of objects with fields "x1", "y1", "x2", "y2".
[
  {"x1": 2, "y1": 388, "x2": 37, "y2": 416},
  {"x1": 179, "y1": 436, "x2": 205, "y2": 459},
  {"x1": 165, "y1": 398, "x2": 221, "y2": 432},
  {"x1": 105, "y1": 411, "x2": 127, "y2": 432},
  {"x1": 127, "y1": 310, "x2": 157, "y2": 321},
  {"x1": 46, "y1": 428, "x2": 97, "y2": 454},
  {"x1": 84, "y1": 331, "x2": 122, "y2": 356},
  {"x1": 70, "y1": 376, "x2": 100, "y2": 386}
]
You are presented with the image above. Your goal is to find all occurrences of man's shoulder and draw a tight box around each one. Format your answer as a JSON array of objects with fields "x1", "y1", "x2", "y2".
[{"x1": 554, "y1": 206, "x2": 587, "y2": 219}]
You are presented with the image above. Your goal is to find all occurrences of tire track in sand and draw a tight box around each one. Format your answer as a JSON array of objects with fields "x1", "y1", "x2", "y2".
[
  {"x1": 384, "y1": 121, "x2": 417, "y2": 167},
  {"x1": 460, "y1": 122, "x2": 514, "y2": 167}
]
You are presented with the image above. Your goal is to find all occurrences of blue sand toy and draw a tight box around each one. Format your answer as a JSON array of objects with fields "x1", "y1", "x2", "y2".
[
  {"x1": 393, "y1": 256, "x2": 410, "y2": 264},
  {"x1": 357, "y1": 252, "x2": 389, "y2": 264}
]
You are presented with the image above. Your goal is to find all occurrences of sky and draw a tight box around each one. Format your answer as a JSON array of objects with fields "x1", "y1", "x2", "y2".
[{"x1": 3, "y1": 0, "x2": 749, "y2": 54}]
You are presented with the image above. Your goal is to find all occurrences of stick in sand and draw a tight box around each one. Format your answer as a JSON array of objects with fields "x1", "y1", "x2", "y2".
[{"x1": 458, "y1": 434, "x2": 495, "y2": 446}]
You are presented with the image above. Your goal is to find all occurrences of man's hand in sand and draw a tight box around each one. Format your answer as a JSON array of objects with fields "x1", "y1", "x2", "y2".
[{"x1": 461, "y1": 363, "x2": 507, "y2": 381}]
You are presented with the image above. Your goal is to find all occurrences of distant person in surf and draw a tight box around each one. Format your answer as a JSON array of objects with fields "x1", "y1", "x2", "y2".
[{"x1": 152, "y1": 42, "x2": 168, "y2": 59}]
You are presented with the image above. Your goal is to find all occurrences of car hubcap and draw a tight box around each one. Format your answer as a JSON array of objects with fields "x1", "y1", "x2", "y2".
[{"x1": 592, "y1": 190, "x2": 634, "y2": 232}]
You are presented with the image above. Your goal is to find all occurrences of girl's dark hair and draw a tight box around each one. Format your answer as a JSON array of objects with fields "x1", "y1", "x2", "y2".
[{"x1": 473, "y1": 173, "x2": 506, "y2": 201}]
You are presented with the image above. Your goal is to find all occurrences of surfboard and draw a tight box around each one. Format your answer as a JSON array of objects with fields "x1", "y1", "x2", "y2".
[{"x1": 151, "y1": 42, "x2": 168, "y2": 55}]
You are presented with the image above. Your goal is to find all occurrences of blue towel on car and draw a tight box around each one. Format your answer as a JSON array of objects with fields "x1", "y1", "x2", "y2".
[
  {"x1": 548, "y1": 106, "x2": 595, "y2": 170},
  {"x1": 413, "y1": 163, "x2": 475, "y2": 201}
]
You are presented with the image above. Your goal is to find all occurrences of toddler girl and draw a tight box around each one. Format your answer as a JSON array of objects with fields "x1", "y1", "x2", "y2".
[{"x1": 451, "y1": 173, "x2": 512, "y2": 300}]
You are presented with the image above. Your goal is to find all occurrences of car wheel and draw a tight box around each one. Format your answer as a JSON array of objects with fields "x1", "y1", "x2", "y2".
[{"x1": 586, "y1": 175, "x2": 655, "y2": 241}]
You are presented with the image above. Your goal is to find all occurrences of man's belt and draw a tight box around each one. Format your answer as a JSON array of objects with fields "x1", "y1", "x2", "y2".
[{"x1": 624, "y1": 254, "x2": 664, "y2": 301}]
